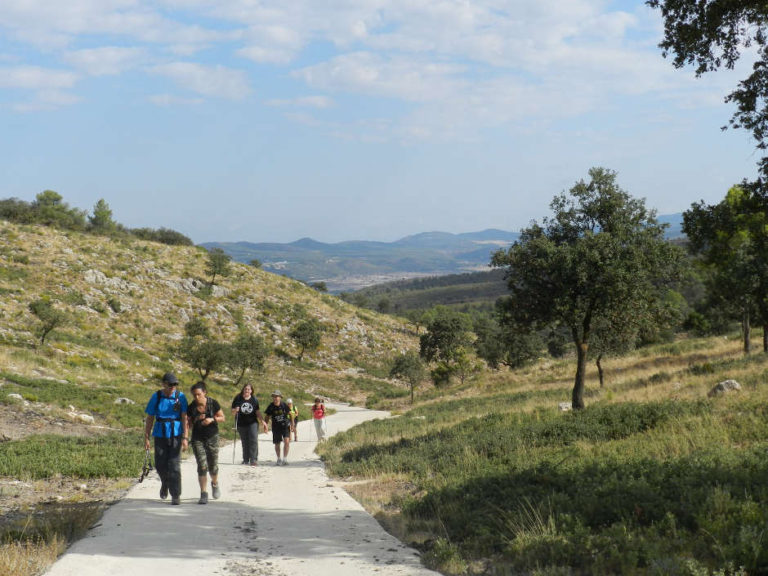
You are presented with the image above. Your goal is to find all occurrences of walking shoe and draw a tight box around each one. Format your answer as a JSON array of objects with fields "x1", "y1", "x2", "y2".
[
  {"x1": 198, "y1": 491, "x2": 208, "y2": 505},
  {"x1": 281, "y1": 459, "x2": 289, "y2": 466},
  {"x1": 171, "y1": 496, "x2": 180, "y2": 505},
  {"x1": 211, "y1": 484, "x2": 221, "y2": 499},
  {"x1": 160, "y1": 484, "x2": 168, "y2": 500},
  {"x1": 275, "y1": 458, "x2": 282, "y2": 466},
  {"x1": 249, "y1": 460, "x2": 258, "y2": 467}
]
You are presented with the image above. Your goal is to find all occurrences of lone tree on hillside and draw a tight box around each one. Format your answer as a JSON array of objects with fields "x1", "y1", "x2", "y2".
[
  {"x1": 177, "y1": 317, "x2": 228, "y2": 381},
  {"x1": 419, "y1": 307, "x2": 474, "y2": 386},
  {"x1": 88, "y1": 199, "x2": 116, "y2": 234},
  {"x1": 390, "y1": 351, "x2": 426, "y2": 404},
  {"x1": 205, "y1": 248, "x2": 232, "y2": 286},
  {"x1": 648, "y1": 0, "x2": 768, "y2": 177},
  {"x1": 29, "y1": 297, "x2": 67, "y2": 345},
  {"x1": 289, "y1": 319, "x2": 323, "y2": 361},
  {"x1": 227, "y1": 330, "x2": 270, "y2": 385},
  {"x1": 491, "y1": 167, "x2": 684, "y2": 409}
]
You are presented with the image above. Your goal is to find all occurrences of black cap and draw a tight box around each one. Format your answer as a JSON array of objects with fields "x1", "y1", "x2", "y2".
[{"x1": 162, "y1": 372, "x2": 179, "y2": 385}]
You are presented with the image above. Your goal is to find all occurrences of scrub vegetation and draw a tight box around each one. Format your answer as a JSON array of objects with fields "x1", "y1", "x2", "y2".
[{"x1": 321, "y1": 335, "x2": 768, "y2": 575}]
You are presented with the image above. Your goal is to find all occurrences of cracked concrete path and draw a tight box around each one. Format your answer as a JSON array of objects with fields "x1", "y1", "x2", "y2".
[{"x1": 44, "y1": 403, "x2": 440, "y2": 576}]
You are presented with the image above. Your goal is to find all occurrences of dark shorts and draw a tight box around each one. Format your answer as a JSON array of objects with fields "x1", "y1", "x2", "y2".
[{"x1": 271, "y1": 423, "x2": 290, "y2": 444}]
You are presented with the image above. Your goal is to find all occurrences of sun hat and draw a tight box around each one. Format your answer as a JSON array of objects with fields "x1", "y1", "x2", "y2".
[
  {"x1": 162, "y1": 372, "x2": 179, "y2": 385},
  {"x1": 286, "y1": 398, "x2": 293, "y2": 404},
  {"x1": 271, "y1": 390, "x2": 282, "y2": 397}
]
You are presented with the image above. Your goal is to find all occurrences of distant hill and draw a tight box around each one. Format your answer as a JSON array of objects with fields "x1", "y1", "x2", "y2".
[
  {"x1": 202, "y1": 229, "x2": 520, "y2": 292},
  {"x1": 658, "y1": 213, "x2": 684, "y2": 238},
  {"x1": 203, "y1": 215, "x2": 684, "y2": 293}
]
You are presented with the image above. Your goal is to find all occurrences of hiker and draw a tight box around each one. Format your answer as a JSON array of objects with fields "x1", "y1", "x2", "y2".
[
  {"x1": 264, "y1": 390, "x2": 291, "y2": 465},
  {"x1": 286, "y1": 398, "x2": 300, "y2": 442},
  {"x1": 231, "y1": 383, "x2": 267, "y2": 466},
  {"x1": 187, "y1": 381, "x2": 225, "y2": 504},
  {"x1": 144, "y1": 372, "x2": 189, "y2": 505},
  {"x1": 311, "y1": 396, "x2": 327, "y2": 442}
]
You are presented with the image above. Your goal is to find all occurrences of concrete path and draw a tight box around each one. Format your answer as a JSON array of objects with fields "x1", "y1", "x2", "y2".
[{"x1": 44, "y1": 403, "x2": 440, "y2": 576}]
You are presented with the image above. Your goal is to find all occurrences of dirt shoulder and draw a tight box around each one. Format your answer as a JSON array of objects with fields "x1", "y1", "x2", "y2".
[{"x1": 0, "y1": 402, "x2": 130, "y2": 539}]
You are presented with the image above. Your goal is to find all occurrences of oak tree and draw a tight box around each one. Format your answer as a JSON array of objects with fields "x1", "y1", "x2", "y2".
[{"x1": 492, "y1": 168, "x2": 683, "y2": 409}]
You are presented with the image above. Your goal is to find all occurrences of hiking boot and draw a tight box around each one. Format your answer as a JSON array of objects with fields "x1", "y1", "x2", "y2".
[
  {"x1": 211, "y1": 484, "x2": 220, "y2": 500},
  {"x1": 160, "y1": 484, "x2": 168, "y2": 500},
  {"x1": 171, "y1": 496, "x2": 180, "y2": 505},
  {"x1": 198, "y1": 492, "x2": 208, "y2": 505},
  {"x1": 249, "y1": 460, "x2": 257, "y2": 467}
]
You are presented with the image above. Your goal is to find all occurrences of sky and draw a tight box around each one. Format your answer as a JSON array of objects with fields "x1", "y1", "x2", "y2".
[{"x1": 0, "y1": 1, "x2": 760, "y2": 244}]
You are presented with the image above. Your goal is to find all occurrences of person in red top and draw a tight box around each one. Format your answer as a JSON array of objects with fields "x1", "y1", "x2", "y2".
[{"x1": 311, "y1": 397, "x2": 327, "y2": 442}]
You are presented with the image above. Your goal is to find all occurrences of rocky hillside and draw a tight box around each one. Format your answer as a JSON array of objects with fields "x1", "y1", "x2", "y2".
[{"x1": 0, "y1": 220, "x2": 418, "y2": 414}]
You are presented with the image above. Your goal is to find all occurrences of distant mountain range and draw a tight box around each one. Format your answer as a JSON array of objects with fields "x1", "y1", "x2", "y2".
[{"x1": 203, "y1": 215, "x2": 683, "y2": 293}]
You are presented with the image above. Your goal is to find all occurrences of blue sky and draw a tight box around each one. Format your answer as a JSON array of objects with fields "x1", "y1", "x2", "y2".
[{"x1": 0, "y1": 1, "x2": 759, "y2": 244}]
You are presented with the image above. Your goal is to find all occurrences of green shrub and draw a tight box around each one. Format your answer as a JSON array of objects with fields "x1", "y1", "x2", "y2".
[{"x1": 0, "y1": 433, "x2": 143, "y2": 479}]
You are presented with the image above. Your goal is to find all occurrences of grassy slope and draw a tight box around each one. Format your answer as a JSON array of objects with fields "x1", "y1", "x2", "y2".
[
  {"x1": 0, "y1": 220, "x2": 416, "y2": 475},
  {"x1": 319, "y1": 336, "x2": 768, "y2": 575}
]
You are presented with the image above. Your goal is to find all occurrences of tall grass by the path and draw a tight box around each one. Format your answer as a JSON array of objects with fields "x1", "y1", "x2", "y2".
[{"x1": 320, "y1": 349, "x2": 768, "y2": 575}]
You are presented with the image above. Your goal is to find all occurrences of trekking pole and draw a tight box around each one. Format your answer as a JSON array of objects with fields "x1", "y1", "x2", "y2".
[
  {"x1": 138, "y1": 448, "x2": 153, "y2": 483},
  {"x1": 232, "y1": 410, "x2": 238, "y2": 464}
]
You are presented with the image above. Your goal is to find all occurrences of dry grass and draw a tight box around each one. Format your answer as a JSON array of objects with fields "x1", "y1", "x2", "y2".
[{"x1": 0, "y1": 536, "x2": 64, "y2": 576}]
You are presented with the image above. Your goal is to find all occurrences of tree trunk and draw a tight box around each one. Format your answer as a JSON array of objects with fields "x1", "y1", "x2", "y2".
[
  {"x1": 764, "y1": 324, "x2": 768, "y2": 353},
  {"x1": 572, "y1": 340, "x2": 588, "y2": 410},
  {"x1": 596, "y1": 353, "x2": 604, "y2": 388},
  {"x1": 742, "y1": 308, "x2": 751, "y2": 355}
]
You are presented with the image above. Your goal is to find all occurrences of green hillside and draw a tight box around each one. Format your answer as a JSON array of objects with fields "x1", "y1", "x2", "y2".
[
  {"x1": 0, "y1": 220, "x2": 418, "y2": 432},
  {"x1": 342, "y1": 268, "x2": 509, "y2": 313}
]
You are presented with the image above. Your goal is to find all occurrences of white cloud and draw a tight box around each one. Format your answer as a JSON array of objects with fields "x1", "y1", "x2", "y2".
[
  {"x1": 64, "y1": 46, "x2": 145, "y2": 76},
  {"x1": 237, "y1": 24, "x2": 304, "y2": 64},
  {"x1": 296, "y1": 52, "x2": 465, "y2": 102},
  {"x1": 0, "y1": 66, "x2": 78, "y2": 90},
  {"x1": 0, "y1": 0, "x2": 228, "y2": 50},
  {"x1": 150, "y1": 61, "x2": 250, "y2": 99},
  {"x1": 266, "y1": 95, "x2": 333, "y2": 108},
  {"x1": 0, "y1": 1, "x2": 738, "y2": 136}
]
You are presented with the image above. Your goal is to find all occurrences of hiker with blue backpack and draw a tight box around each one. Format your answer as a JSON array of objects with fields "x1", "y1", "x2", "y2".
[{"x1": 144, "y1": 372, "x2": 189, "y2": 505}]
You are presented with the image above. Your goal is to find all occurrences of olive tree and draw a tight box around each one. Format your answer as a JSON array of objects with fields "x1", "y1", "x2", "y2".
[
  {"x1": 29, "y1": 297, "x2": 67, "y2": 345},
  {"x1": 227, "y1": 331, "x2": 270, "y2": 385},
  {"x1": 289, "y1": 319, "x2": 323, "y2": 361},
  {"x1": 205, "y1": 248, "x2": 232, "y2": 286},
  {"x1": 177, "y1": 317, "x2": 228, "y2": 381}
]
